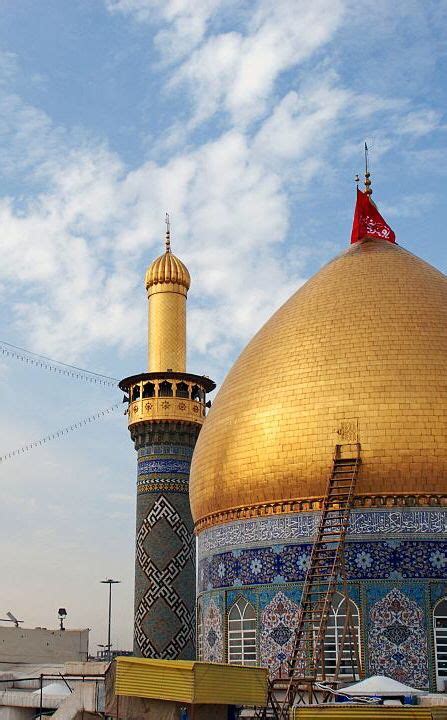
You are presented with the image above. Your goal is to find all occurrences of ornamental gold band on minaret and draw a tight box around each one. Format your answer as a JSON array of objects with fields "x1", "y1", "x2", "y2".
[{"x1": 120, "y1": 215, "x2": 215, "y2": 660}]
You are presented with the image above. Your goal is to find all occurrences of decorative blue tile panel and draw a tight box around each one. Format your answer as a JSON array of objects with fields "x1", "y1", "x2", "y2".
[
  {"x1": 198, "y1": 540, "x2": 447, "y2": 592},
  {"x1": 198, "y1": 509, "x2": 447, "y2": 559},
  {"x1": 138, "y1": 444, "x2": 193, "y2": 459},
  {"x1": 227, "y1": 588, "x2": 258, "y2": 608},
  {"x1": 366, "y1": 586, "x2": 429, "y2": 688},
  {"x1": 431, "y1": 582, "x2": 447, "y2": 604},
  {"x1": 196, "y1": 511, "x2": 446, "y2": 690},
  {"x1": 138, "y1": 458, "x2": 191, "y2": 476}
]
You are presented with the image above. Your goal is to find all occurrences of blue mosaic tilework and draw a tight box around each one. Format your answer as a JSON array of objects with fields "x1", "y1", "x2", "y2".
[
  {"x1": 258, "y1": 587, "x2": 302, "y2": 608},
  {"x1": 196, "y1": 581, "x2": 445, "y2": 690},
  {"x1": 138, "y1": 458, "x2": 191, "y2": 476},
  {"x1": 366, "y1": 585, "x2": 429, "y2": 688},
  {"x1": 431, "y1": 582, "x2": 447, "y2": 604},
  {"x1": 138, "y1": 444, "x2": 193, "y2": 459},
  {"x1": 227, "y1": 588, "x2": 258, "y2": 608},
  {"x1": 198, "y1": 509, "x2": 447, "y2": 559},
  {"x1": 198, "y1": 540, "x2": 447, "y2": 592}
]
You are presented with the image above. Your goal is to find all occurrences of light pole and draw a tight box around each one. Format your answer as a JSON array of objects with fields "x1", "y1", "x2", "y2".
[
  {"x1": 58, "y1": 608, "x2": 67, "y2": 631},
  {"x1": 100, "y1": 578, "x2": 120, "y2": 661}
]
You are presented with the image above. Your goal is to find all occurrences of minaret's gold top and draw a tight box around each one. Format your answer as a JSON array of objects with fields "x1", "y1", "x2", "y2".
[
  {"x1": 145, "y1": 217, "x2": 190, "y2": 372},
  {"x1": 119, "y1": 214, "x2": 215, "y2": 429},
  {"x1": 145, "y1": 252, "x2": 191, "y2": 295},
  {"x1": 145, "y1": 215, "x2": 190, "y2": 296}
]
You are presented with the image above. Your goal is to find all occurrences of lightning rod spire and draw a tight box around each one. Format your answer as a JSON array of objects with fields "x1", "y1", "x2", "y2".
[{"x1": 165, "y1": 212, "x2": 171, "y2": 252}]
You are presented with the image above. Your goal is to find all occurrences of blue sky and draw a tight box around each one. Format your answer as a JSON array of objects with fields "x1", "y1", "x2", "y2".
[{"x1": 0, "y1": 0, "x2": 446, "y2": 650}]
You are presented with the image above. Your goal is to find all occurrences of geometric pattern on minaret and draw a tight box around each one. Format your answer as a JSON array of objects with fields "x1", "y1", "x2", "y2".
[{"x1": 119, "y1": 219, "x2": 215, "y2": 658}]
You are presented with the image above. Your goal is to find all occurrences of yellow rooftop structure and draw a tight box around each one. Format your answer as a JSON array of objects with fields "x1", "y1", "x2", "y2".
[
  {"x1": 291, "y1": 708, "x2": 447, "y2": 720},
  {"x1": 114, "y1": 656, "x2": 268, "y2": 706}
]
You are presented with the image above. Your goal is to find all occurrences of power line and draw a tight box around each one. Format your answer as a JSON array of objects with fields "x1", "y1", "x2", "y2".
[
  {"x1": 0, "y1": 402, "x2": 121, "y2": 464},
  {"x1": 0, "y1": 340, "x2": 118, "y2": 388}
]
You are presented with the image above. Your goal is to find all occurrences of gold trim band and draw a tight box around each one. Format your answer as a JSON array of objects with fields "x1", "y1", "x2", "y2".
[
  {"x1": 138, "y1": 482, "x2": 188, "y2": 494},
  {"x1": 194, "y1": 492, "x2": 447, "y2": 533}
]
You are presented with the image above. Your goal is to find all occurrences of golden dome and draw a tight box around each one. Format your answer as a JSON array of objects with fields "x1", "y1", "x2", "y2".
[
  {"x1": 145, "y1": 250, "x2": 191, "y2": 293},
  {"x1": 190, "y1": 239, "x2": 447, "y2": 530}
]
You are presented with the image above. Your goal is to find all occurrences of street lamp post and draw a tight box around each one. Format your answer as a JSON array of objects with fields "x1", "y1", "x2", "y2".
[{"x1": 100, "y1": 578, "x2": 120, "y2": 661}]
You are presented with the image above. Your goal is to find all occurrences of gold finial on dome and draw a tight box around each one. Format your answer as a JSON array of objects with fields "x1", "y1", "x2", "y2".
[
  {"x1": 145, "y1": 218, "x2": 191, "y2": 294},
  {"x1": 165, "y1": 212, "x2": 171, "y2": 253},
  {"x1": 364, "y1": 141, "x2": 372, "y2": 196}
]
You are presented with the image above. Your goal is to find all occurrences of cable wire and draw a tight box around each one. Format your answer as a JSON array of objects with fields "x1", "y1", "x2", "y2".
[
  {"x1": 0, "y1": 340, "x2": 118, "y2": 387},
  {"x1": 0, "y1": 402, "x2": 121, "y2": 464}
]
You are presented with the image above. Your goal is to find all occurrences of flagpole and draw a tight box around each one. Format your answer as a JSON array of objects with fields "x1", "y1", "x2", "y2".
[{"x1": 364, "y1": 142, "x2": 372, "y2": 196}]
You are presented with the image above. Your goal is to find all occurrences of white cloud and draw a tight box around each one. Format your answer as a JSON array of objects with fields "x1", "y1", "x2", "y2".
[
  {"x1": 105, "y1": 0, "x2": 227, "y2": 60},
  {"x1": 0, "y1": 60, "x2": 442, "y2": 372},
  {"x1": 0, "y1": 93, "x2": 300, "y2": 368},
  {"x1": 399, "y1": 109, "x2": 443, "y2": 136},
  {"x1": 106, "y1": 0, "x2": 345, "y2": 127},
  {"x1": 171, "y1": 0, "x2": 345, "y2": 127},
  {"x1": 253, "y1": 81, "x2": 351, "y2": 165}
]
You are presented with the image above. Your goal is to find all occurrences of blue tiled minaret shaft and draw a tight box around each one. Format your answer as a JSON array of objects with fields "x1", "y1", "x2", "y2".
[
  {"x1": 119, "y1": 223, "x2": 214, "y2": 659},
  {"x1": 131, "y1": 421, "x2": 201, "y2": 658}
]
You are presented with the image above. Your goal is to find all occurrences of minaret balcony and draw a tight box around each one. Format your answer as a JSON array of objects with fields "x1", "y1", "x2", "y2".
[{"x1": 119, "y1": 372, "x2": 215, "y2": 428}]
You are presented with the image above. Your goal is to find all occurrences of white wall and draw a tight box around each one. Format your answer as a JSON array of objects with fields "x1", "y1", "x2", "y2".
[{"x1": 0, "y1": 628, "x2": 89, "y2": 664}]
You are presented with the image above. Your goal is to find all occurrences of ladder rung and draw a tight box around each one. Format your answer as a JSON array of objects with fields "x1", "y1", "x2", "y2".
[{"x1": 316, "y1": 531, "x2": 342, "y2": 537}]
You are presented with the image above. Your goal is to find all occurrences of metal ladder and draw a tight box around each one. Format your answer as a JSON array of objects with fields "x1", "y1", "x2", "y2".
[{"x1": 257, "y1": 443, "x2": 361, "y2": 718}]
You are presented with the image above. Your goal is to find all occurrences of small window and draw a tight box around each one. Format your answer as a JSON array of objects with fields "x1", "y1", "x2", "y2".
[
  {"x1": 159, "y1": 381, "x2": 173, "y2": 397},
  {"x1": 142, "y1": 382, "x2": 155, "y2": 398},
  {"x1": 228, "y1": 597, "x2": 257, "y2": 666},
  {"x1": 176, "y1": 382, "x2": 189, "y2": 398},
  {"x1": 434, "y1": 598, "x2": 447, "y2": 689},
  {"x1": 131, "y1": 385, "x2": 141, "y2": 401},
  {"x1": 191, "y1": 385, "x2": 202, "y2": 402}
]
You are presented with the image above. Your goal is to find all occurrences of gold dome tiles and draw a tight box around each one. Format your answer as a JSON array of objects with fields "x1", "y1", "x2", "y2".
[{"x1": 190, "y1": 239, "x2": 447, "y2": 529}]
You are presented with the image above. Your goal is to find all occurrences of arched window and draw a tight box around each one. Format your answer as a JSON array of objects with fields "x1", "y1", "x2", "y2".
[
  {"x1": 228, "y1": 597, "x2": 257, "y2": 666},
  {"x1": 191, "y1": 385, "x2": 202, "y2": 402},
  {"x1": 323, "y1": 593, "x2": 361, "y2": 677},
  {"x1": 176, "y1": 382, "x2": 189, "y2": 398},
  {"x1": 434, "y1": 597, "x2": 447, "y2": 690},
  {"x1": 131, "y1": 384, "x2": 140, "y2": 401},
  {"x1": 158, "y1": 381, "x2": 173, "y2": 397},
  {"x1": 142, "y1": 382, "x2": 155, "y2": 398}
]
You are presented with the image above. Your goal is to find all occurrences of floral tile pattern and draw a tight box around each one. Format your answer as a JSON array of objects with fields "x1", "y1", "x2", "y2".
[
  {"x1": 260, "y1": 591, "x2": 301, "y2": 679},
  {"x1": 368, "y1": 588, "x2": 429, "y2": 689},
  {"x1": 196, "y1": 511, "x2": 446, "y2": 690},
  {"x1": 198, "y1": 540, "x2": 447, "y2": 591},
  {"x1": 202, "y1": 598, "x2": 224, "y2": 663}
]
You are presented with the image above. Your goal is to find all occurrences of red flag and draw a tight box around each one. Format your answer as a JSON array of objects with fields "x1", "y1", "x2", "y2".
[{"x1": 351, "y1": 189, "x2": 396, "y2": 244}]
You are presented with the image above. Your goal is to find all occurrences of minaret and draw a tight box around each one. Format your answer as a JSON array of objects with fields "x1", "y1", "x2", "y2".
[{"x1": 119, "y1": 216, "x2": 215, "y2": 659}]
